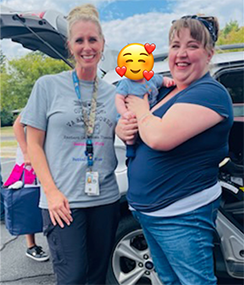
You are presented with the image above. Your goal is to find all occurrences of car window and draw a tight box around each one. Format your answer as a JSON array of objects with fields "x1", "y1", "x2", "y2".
[
  {"x1": 233, "y1": 105, "x2": 244, "y2": 117},
  {"x1": 215, "y1": 68, "x2": 244, "y2": 104},
  {"x1": 215, "y1": 67, "x2": 244, "y2": 119}
]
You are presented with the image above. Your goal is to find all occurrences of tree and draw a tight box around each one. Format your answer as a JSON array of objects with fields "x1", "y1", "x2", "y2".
[
  {"x1": 222, "y1": 20, "x2": 239, "y2": 37},
  {"x1": 217, "y1": 21, "x2": 244, "y2": 46},
  {"x1": 0, "y1": 49, "x2": 6, "y2": 72},
  {"x1": 1, "y1": 52, "x2": 71, "y2": 112},
  {"x1": 0, "y1": 109, "x2": 13, "y2": 126}
]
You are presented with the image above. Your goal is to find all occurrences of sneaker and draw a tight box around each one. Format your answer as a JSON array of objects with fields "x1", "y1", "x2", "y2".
[{"x1": 26, "y1": 245, "x2": 49, "y2": 262}]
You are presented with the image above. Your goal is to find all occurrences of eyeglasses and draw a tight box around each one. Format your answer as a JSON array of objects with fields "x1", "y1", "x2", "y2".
[{"x1": 172, "y1": 15, "x2": 217, "y2": 43}]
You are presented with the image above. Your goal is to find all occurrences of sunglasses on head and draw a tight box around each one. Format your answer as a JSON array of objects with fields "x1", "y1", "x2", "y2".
[{"x1": 172, "y1": 15, "x2": 217, "y2": 43}]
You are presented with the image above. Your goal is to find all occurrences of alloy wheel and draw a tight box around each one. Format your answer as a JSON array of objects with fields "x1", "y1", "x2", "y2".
[{"x1": 112, "y1": 229, "x2": 163, "y2": 285}]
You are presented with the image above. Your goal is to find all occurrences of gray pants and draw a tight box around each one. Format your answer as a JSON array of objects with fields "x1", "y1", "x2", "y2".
[{"x1": 42, "y1": 200, "x2": 120, "y2": 285}]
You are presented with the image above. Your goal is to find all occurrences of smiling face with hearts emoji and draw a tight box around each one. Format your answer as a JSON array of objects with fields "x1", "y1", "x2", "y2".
[{"x1": 116, "y1": 43, "x2": 155, "y2": 81}]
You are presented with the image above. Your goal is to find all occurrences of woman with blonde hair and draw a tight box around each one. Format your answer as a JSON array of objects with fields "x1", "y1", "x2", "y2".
[{"x1": 21, "y1": 4, "x2": 120, "y2": 284}]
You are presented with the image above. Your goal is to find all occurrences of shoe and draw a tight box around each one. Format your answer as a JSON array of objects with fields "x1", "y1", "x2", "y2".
[{"x1": 26, "y1": 245, "x2": 49, "y2": 262}]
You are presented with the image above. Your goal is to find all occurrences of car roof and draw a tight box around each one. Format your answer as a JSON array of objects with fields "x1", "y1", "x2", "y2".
[{"x1": 209, "y1": 50, "x2": 244, "y2": 75}]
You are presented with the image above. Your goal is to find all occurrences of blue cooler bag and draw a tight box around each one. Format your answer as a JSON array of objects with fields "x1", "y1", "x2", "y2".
[{"x1": 2, "y1": 184, "x2": 43, "y2": 235}]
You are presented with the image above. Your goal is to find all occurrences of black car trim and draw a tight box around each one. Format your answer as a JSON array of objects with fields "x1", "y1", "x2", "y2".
[{"x1": 1, "y1": 13, "x2": 73, "y2": 68}]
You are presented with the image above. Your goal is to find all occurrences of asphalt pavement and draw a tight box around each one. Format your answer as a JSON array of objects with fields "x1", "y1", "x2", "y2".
[
  {"x1": 0, "y1": 150, "x2": 55, "y2": 284},
  {"x1": 0, "y1": 224, "x2": 55, "y2": 284}
]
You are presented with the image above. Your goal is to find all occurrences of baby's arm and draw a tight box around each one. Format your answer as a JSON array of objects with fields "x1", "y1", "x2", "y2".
[
  {"x1": 115, "y1": 94, "x2": 135, "y2": 120},
  {"x1": 162, "y1": 76, "x2": 175, "y2": 88}
]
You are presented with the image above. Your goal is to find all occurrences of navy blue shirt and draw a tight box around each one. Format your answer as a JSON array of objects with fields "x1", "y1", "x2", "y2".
[{"x1": 127, "y1": 73, "x2": 233, "y2": 212}]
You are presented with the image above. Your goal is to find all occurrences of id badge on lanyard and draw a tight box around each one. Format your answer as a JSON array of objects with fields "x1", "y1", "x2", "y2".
[
  {"x1": 72, "y1": 70, "x2": 100, "y2": 196},
  {"x1": 85, "y1": 171, "x2": 99, "y2": 196},
  {"x1": 84, "y1": 139, "x2": 100, "y2": 196}
]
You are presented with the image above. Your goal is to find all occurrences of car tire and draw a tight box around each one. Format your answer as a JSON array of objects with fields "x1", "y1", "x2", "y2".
[{"x1": 106, "y1": 214, "x2": 163, "y2": 285}]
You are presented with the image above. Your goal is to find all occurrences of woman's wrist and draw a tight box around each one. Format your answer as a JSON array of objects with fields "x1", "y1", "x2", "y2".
[{"x1": 42, "y1": 177, "x2": 59, "y2": 194}]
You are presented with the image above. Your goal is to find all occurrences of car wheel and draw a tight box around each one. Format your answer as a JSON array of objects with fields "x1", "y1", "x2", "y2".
[{"x1": 107, "y1": 215, "x2": 163, "y2": 285}]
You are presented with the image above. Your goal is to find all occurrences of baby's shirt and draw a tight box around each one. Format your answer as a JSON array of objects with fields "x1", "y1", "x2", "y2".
[{"x1": 116, "y1": 74, "x2": 163, "y2": 107}]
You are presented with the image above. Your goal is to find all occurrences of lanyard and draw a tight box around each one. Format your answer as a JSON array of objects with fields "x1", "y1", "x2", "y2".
[{"x1": 72, "y1": 70, "x2": 98, "y2": 168}]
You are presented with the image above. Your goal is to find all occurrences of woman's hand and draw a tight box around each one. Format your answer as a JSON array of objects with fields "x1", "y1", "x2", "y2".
[
  {"x1": 46, "y1": 188, "x2": 73, "y2": 228},
  {"x1": 116, "y1": 117, "x2": 138, "y2": 142},
  {"x1": 125, "y1": 94, "x2": 150, "y2": 119}
]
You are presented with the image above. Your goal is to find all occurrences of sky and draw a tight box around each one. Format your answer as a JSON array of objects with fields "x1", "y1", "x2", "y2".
[{"x1": 0, "y1": 0, "x2": 244, "y2": 59}]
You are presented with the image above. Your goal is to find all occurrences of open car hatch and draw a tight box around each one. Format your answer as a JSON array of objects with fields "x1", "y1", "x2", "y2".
[{"x1": 0, "y1": 6, "x2": 72, "y2": 67}]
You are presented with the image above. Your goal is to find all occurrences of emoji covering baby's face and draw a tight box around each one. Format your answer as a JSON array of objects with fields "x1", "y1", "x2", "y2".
[{"x1": 117, "y1": 43, "x2": 154, "y2": 80}]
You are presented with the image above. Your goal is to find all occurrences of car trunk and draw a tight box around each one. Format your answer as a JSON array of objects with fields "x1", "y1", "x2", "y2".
[{"x1": 0, "y1": 10, "x2": 72, "y2": 67}]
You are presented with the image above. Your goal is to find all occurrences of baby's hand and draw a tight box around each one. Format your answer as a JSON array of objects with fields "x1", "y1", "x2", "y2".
[
  {"x1": 163, "y1": 76, "x2": 175, "y2": 88},
  {"x1": 122, "y1": 111, "x2": 136, "y2": 120}
]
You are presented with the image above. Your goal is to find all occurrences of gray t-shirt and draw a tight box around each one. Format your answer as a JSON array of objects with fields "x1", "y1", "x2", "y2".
[{"x1": 21, "y1": 71, "x2": 120, "y2": 209}]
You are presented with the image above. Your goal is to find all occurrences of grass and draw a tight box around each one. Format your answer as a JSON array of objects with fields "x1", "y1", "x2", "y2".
[
  {"x1": 0, "y1": 127, "x2": 17, "y2": 148},
  {"x1": 1, "y1": 141, "x2": 17, "y2": 147},
  {"x1": 1, "y1": 126, "x2": 14, "y2": 135}
]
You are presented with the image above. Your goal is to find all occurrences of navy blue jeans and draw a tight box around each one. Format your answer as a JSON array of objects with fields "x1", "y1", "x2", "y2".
[
  {"x1": 42, "y1": 200, "x2": 120, "y2": 285},
  {"x1": 0, "y1": 164, "x2": 4, "y2": 221},
  {"x1": 133, "y1": 198, "x2": 220, "y2": 285}
]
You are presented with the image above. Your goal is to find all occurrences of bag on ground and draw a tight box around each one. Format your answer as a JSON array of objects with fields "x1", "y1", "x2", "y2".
[{"x1": 2, "y1": 173, "x2": 43, "y2": 235}]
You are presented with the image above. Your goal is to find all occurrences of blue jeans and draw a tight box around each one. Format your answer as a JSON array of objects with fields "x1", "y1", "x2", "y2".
[
  {"x1": 132, "y1": 198, "x2": 220, "y2": 285},
  {"x1": 0, "y1": 164, "x2": 4, "y2": 220}
]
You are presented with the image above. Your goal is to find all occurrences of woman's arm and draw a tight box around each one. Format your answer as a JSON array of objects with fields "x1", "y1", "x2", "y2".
[
  {"x1": 126, "y1": 96, "x2": 224, "y2": 151},
  {"x1": 13, "y1": 115, "x2": 31, "y2": 165},
  {"x1": 26, "y1": 126, "x2": 73, "y2": 228}
]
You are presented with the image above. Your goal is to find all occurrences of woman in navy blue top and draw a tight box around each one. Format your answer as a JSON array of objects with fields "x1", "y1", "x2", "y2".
[{"x1": 116, "y1": 15, "x2": 233, "y2": 285}]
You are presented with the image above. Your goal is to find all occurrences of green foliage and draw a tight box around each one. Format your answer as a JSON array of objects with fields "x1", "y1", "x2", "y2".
[
  {"x1": 0, "y1": 49, "x2": 6, "y2": 72},
  {"x1": 0, "y1": 108, "x2": 13, "y2": 127},
  {"x1": 217, "y1": 21, "x2": 244, "y2": 46},
  {"x1": 1, "y1": 52, "x2": 71, "y2": 113},
  {"x1": 222, "y1": 20, "x2": 239, "y2": 37}
]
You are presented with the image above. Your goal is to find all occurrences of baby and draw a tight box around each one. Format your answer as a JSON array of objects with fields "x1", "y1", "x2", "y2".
[{"x1": 115, "y1": 74, "x2": 175, "y2": 157}]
